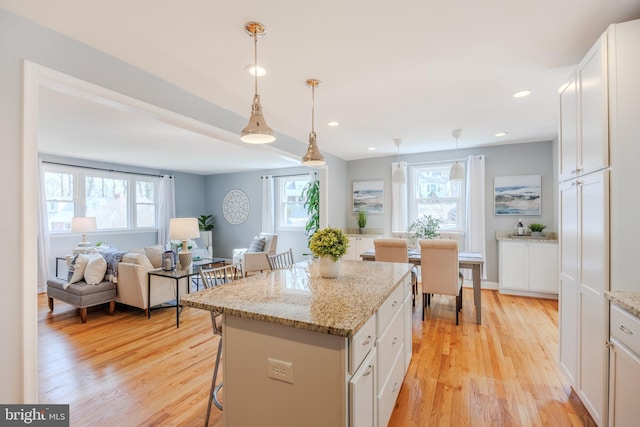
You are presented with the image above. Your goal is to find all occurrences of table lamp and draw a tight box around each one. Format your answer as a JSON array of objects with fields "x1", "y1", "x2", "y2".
[
  {"x1": 169, "y1": 217, "x2": 200, "y2": 269},
  {"x1": 71, "y1": 217, "x2": 97, "y2": 253}
]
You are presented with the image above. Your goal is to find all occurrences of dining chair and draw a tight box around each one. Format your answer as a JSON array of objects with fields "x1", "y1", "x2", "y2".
[
  {"x1": 198, "y1": 262, "x2": 243, "y2": 423},
  {"x1": 373, "y1": 238, "x2": 418, "y2": 306},
  {"x1": 419, "y1": 239, "x2": 464, "y2": 324},
  {"x1": 268, "y1": 248, "x2": 295, "y2": 270}
]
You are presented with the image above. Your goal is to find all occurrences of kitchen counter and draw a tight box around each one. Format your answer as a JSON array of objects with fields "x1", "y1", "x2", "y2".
[
  {"x1": 181, "y1": 259, "x2": 412, "y2": 337},
  {"x1": 605, "y1": 291, "x2": 640, "y2": 318},
  {"x1": 495, "y1": 230, "x2": 558, "y2": 242}
]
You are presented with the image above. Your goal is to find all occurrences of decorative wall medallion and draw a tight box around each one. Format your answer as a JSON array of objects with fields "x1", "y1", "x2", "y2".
[{"x1": 222, "y1": 189, "x2": 250, "y2": 225}]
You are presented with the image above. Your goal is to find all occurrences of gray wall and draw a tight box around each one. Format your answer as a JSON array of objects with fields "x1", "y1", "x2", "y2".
[{"x1": 346, "y1": 140, "x2": 556, "y2": 283}]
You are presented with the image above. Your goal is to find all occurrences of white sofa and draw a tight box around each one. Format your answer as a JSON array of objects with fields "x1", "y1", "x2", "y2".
[{"x1": 232, "y1": 233, "x2": 278, "y2": 276}]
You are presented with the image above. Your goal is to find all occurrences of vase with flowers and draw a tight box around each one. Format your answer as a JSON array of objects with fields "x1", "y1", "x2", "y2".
[{"x1": 309, "y1": 226, "x2": 350, "y2": 278}]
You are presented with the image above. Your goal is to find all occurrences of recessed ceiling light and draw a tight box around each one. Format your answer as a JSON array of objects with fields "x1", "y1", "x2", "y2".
[
  {"x1": 367, "y1": 147, "x2": 376, "y2": 151},
  {"x1": 328, "y1": 121, "x2": 339, "y2": 127},
  {"x1": 245, "y1": 65, "x2": 266, "y2": 76},
  {"x1": 495, "y1": 132, "x2": 508, "y2": 137},
  {"x1": 513, "y1": 90, "x2": 531, "y2": 98}
]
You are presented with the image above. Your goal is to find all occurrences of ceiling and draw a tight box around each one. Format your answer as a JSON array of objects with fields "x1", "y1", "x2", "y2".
[{"x1": 3, "y1": 1, "x2": 640, "y2": 174}]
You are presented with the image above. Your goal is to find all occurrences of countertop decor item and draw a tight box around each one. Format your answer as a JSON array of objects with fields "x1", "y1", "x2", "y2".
[
  {"x1": 528, "y1": 223, "x2": 546, "y2": 235},
  {"x1": 357, "y1": 210, "x2": 367, "y2": 233},
  {"x1": 309, "y1": 226, "x2": 349, "y2": 278}
]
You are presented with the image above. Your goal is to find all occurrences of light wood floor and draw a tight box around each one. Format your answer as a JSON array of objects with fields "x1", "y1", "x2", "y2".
[{"x1": 38, "y1": 288, "x2": 595, "y2": 427}]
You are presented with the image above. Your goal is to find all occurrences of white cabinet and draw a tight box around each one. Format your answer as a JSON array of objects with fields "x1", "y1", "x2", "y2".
[
  {"x1": 498, "y1": 240, "x2": 558, "y2": 296},
  {"x1": 344, "y1": 236, "x2": 377, "y2": 261},
  {"x1": 559, "y1": 33, "x2": 609, "y2": 182},
  {"x1": 608, "y1": 304, "x2": 640, "y2": 427},
  {"x1": 350, "y1": 349, "x2": 376, "y2": 427}
]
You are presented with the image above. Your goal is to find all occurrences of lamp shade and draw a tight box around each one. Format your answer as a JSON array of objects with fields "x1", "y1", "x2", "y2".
[
  {"x1": 169, "y1": 218, "x2": 200, "y2": 241},
  {"x1": 71, "y1": 217, "x2": 97, "y2": 233},
  {"x1": 302, "y1": 131, "x2": 326, "y2": 166},
  {"x1": 449, "y1": 161, "x2": 464, "y2": 181},
  {"x1": 392, "y1": 162, "x2": 407, "y2": 183}
]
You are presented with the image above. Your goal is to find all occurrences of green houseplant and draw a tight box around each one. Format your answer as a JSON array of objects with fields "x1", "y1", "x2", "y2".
[
  {"x1": 528, "y1": 223, "x2": 546, "y2": 235},
  {"x1": 407, "y1": 214, "x2": 441, "y2": 240},
  {"x1": 309, "y1": 226, "x2": 350, "y2": 278},
  {"x1": 198, "y1": 214, "x2": 215, "y2": 231},
  {"x1": 302, "y1": 179, "x2": 320, "y2": 245},
  {"x1": 357, "y1": 210, "x2": 367, "y2": 233}
]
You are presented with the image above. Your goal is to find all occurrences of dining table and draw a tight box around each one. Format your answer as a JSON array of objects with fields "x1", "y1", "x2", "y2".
[{"x1": 360, "y1": 249, "x2": 485, "y2": 325}]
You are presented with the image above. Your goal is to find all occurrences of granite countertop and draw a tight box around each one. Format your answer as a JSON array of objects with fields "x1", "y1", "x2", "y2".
[
  {"x1": 181, "y1": 260, "x2": 412, "y2": 338},
  {"x1": 605, "y1": 291, "x2": 640, "y2": 318},
  {"x1": 495, "y1": 231, "x2": 558, "y2": 242}
]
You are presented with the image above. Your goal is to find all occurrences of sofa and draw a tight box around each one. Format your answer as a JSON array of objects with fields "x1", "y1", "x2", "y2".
[{"x1": 47, "y1": 245, "x2": 189, "y2": 321}]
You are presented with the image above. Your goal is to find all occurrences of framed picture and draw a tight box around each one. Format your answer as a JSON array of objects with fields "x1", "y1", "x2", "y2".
[
  {"x1": 494, "y1": 174, "x2": 541, "y2": 215},
  {"x1": 353, "y1": 180, "x2": 384, "y2": 213}
]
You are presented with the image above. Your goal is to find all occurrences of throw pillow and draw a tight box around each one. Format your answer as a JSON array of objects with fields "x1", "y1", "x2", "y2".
[
  {"x1": 121, "y1": 253, "x2": 154, "y2": 270},
  {"x1": 84, "y1": 253, "x2": 108, "y2": 285},
  {"x1": 144, "y1": 245, "x2": 164, "y2": 268},
  {"x1": 248, "y1": 237, "x2": 266, "y2": 253},
  {"x1": 66, "y1": 254, "x2": 91, "y2": 287}
]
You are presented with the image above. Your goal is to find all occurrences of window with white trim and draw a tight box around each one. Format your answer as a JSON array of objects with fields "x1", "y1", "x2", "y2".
[
  {"x1": 43, "y1": 163, "x2": 159, "y2": 232},
  {"x1": 409, "y1": 162, "x2": 466, "y2": 231},
  {"x1": 276, "y1": 175, "x2": 310, "y2": 230}
]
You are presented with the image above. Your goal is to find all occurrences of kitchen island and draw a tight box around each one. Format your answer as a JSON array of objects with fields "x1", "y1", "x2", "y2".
[{"x1": 181, "y1": 259, "x2": 413, "y2": 427}]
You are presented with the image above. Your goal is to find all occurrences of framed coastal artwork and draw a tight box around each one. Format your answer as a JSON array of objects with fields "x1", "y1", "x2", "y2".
[
  {"x1": 353, "y1": 180, "x2": 384, "y2": 213},
  {"x1": 494, "y1": 174, "x2": 541, "y2": 215}
]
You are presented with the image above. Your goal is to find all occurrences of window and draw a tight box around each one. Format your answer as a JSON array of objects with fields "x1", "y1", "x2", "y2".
[
  {"x1": 43, "y1": 163, "x2": 159, "y2": 232},
  {"x1": 276, "y1": 175, "x2": 310, "y2": 230},
  {"x1": 409, "y1": 162, "x2": 465, "y2": 231}
]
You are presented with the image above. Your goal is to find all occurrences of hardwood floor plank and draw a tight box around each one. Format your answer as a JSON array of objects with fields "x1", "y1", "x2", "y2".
[{"x1": 39, "y1": 288, "x2": 596, "y2": 426}]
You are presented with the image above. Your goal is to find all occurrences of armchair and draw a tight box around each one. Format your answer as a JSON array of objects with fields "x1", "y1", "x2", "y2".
[{"x1": 232, "y1": 233, "x2": 278, "y2": 276}]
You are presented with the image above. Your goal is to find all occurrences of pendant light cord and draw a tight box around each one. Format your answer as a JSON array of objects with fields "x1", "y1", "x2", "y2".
[
  {"x1": 253, "y1": 33, "x2": 258, "y2": 95},
  {"x1": 311, "y1": 84, "x2": 315, "y2": 134}
]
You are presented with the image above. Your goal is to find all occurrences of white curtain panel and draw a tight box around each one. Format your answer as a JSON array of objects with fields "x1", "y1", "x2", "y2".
[
  {"x1": 157, "y1": 175, "x2": 176, "y2": 247},
  {"x1": 391, "y1": 162, "x2": 408, "y2": 232},
  {"x1": 464, "y1": 155, "x2": 487, "y2": 280},
  {"x1": 261, "y1": 175, "x2": 275, "y2": 234},
  {"x1": 37, "y1": 160, "x2": 51, "y2": 289}
]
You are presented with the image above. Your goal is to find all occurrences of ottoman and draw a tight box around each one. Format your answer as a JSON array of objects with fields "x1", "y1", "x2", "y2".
[{"x1": 47, "y1": 278, "x2": 117, "y2": 323}]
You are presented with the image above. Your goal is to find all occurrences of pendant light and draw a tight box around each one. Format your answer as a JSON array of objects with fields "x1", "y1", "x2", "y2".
[
  {"x1": 392, "y1": 138, "x2": 406, "y2": 183},
  {"x1": 301, "y1": 79, "x2": 326, "y2": 166},
  {"x1": 240, "y1": 22, "x2": 275, "y2": 144},
  {"x1": 449, "y1": 129, "x2": 464, "y2": 181}
]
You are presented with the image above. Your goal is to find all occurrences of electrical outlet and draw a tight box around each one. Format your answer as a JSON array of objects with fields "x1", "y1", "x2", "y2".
[{"x1": 267, "y1": 358, "x2": 294, "y2": 384}]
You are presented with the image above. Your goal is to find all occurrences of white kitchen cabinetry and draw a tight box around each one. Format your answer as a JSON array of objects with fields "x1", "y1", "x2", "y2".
[
  {"x1": 344, "y1": 235, "x2": 377, "y2": 261},
  {"x1": 608, "y1": 304, "x2": 640, "y2": 427},
  {"x1": 349, "y1": 349, "x2": 376, "y2": 427},
  {"x1": 498, "y1": 240, "x2": 558, "y2": 296}
]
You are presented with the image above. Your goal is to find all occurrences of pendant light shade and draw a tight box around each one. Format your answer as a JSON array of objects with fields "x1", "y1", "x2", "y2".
[
  {"x1": 392, "y1": 138, "x2": 406, "y2": 183},
  {"x1": 449, "y1": 129, "x2": 463, "y2": 181},
  {"x1": 241, "y1": 22, "x2": 275, "y2": 144},
  {"x1": 302, "y1": 79, "x2": 326, "y2": 166}
]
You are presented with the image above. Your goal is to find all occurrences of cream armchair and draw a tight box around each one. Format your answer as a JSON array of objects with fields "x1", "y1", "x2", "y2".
[{"x1": 232, "y1": 233, "x2": 278, "y2": 276}]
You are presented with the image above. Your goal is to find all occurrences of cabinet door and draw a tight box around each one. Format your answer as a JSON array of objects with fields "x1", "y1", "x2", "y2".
[
  {"x1": 350, "y1": 349, "x2": 376, "y2": 427},
  {"x1": 499, "y1": 241, "x2": 529, "y2": 290},
  {"x1": 559, "y1": 180, "x2": 579, "y2": 386},
  {"x1": 609, "y1": 339, "x2": 640, "y2": 427},
  {"x1": 577, "y1": 170, "x2": 609, "y2": 426},
  {"x1": 578, "y1": 33, "x2": 609, "y2": 176},
  {"x1": 559, "y1": 74, "x2": 578, "y2": 181},
  {"x1": 529, "y1": 243, "x2": 558, "y2": 293}
]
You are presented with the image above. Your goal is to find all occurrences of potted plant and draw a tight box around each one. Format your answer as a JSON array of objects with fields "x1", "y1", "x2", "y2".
[
  {"x1": 309, "y1": 226, "x2": 350, "y2": 278},
  {"x1": 528, "y1": 223, "x2": 546, "y2": 236},
  {"x1": 197, "y1": 214, "x2": 215, "y2": 257},
  {"x1": 408, "y1": 214, "x2": 441, "y2": 242},
  {"x1": 302, "y1": 179, "x2": 320, "y2": 246},
  {"x1": 357, "y1": 210, "x2": 367, "y2": 234}
]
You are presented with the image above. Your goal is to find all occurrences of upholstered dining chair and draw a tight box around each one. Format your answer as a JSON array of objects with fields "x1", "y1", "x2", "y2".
[
  {"x1": 419, "y1": 239, "x2": 464, "y2": 324},
  {"x1": 374, "y1": 238, "x2": 418, "y2": 306},
  {"x1": 198, "y1": 262, "x2": 243, "y2": 423},
  {"x1": 268, "y1": 248, "x2": 295, "y2": 270}
]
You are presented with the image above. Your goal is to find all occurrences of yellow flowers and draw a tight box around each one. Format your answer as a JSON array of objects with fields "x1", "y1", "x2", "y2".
[{"x1": 309, "y1": 226, "x2": 349, "y2": 261}]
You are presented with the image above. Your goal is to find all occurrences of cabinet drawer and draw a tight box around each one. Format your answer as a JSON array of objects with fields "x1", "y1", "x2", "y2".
[
  {"x1": 350, "y1": 314, "x2": 376, "y2": 374},
  {"x1": 377, "y1": 308, "x2": 404, "y2": 392},
  {"x1": 377, "y1": 349, "x2": 404, "y2": 427},
  {"x1": 611, "y1": 304, "x2": 640, "y2": 355},
  {"x1": 377, "y1": 284, "x2": 404, "y2": 334}
]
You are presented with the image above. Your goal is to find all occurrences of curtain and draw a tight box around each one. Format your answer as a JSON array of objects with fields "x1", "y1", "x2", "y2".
[
  {"x1": 37, "y1": 160, "x2": 51, "y2": 290},
  {"x1": 464, "y1": 155, "x2": 487, "y2": 280},
  {"x1": 261, "y1": 175, "x2": 274, "y2": 233},
  {"x1": 157, "y1": 175, "x2": 175, "y2": 247},
  {"x1": 391, "y1": 162, "x2": 408, "y2": 232}
]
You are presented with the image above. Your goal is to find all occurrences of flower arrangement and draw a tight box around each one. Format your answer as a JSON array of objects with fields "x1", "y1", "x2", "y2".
[
  {"x1": 407, "y1": 214, "x2": 441, "y2": 240},
  {"x1": 309, "y1": 226, "x2": 350, "y2": 261}
]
